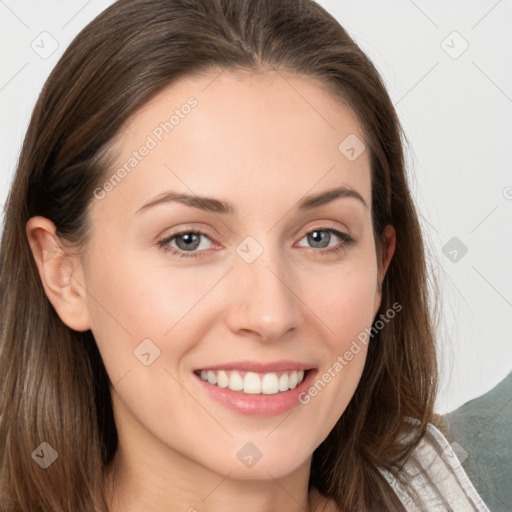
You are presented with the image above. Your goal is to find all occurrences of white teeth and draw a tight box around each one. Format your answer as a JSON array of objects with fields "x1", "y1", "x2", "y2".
[
  {"x1": 261, "y1": 373, "x2": 279, "y2": 395},
  {"x1": 289, "y1": 371, "x2": 298, "y2": 389},
  {"x1": 198, "y1": 369, "x2": 307, "y2": 394},
  {"x1": 243, "y1": 372, "x2": 261, "y2": 394},
  {"x1": 217, "y1": 370, "x2": 229, "y2": 388},
  {"x1": 229, "y1": 372, "x2": 243, "y2": 391},
  {"x1": 278, "y1": 373, "x2": 289, "y2": 391}
]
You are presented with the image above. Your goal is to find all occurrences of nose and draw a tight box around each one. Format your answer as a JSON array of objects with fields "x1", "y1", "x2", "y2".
[{"x1": 224, "y1": 244, "x2": 303, "y2": 342}]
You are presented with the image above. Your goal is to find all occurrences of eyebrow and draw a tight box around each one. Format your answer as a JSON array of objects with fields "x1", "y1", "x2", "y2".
[{"x1": 135, "y1": 185, "x2": 368, "y2": 216}]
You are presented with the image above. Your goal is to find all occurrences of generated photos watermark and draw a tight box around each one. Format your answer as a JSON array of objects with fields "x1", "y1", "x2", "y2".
[
  {"x1": 298, "y1": 301, "x2": 402, "y2": 405},
  {"x1": 93, "y1": 96, "x2": 198, "y2": 200}
]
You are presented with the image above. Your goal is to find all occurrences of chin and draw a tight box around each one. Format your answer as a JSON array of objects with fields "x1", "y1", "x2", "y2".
[{"x1": 208, "y1": 444, "x2": 312, "y2": 481}]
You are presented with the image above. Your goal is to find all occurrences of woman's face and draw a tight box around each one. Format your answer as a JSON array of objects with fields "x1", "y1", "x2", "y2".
[{"x1": 72, "y1": 69, "x2": 395, "y2": 480}]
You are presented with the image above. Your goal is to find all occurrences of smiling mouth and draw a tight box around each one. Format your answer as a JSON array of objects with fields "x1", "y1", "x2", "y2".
[{"x1": 194, "y1": 369, "x2": 312, "y2": 395}]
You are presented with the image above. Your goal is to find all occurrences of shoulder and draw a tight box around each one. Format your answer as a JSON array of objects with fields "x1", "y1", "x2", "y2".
[{"x1": 378, "y1": 422, "x2": 491, "y2": 511}]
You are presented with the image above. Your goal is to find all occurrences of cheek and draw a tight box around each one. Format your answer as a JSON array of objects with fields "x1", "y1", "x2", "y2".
[
  {"x1": 294, "y1": 252, "x2": 378, "y2": 431},
  {"x1": 303, "y1": 256, "x2": 379, "y2": 348},
  {"x1": 83, "y1": 248, "x2": 224, "y2": 379}
]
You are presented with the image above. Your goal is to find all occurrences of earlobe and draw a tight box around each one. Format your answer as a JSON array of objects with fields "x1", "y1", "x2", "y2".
[{"x1": 26, "y1": 216, "x2": 91, "y2": 332}]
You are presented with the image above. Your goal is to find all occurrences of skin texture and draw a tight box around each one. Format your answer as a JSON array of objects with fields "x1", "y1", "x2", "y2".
[{"x1": 27, "y1": 69, "x2": 396, "y2": 512}]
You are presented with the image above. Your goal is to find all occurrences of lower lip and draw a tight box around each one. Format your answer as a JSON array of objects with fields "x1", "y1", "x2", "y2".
[{"x1": 193, "y1": 370, "x2": 317, "y2": 416}]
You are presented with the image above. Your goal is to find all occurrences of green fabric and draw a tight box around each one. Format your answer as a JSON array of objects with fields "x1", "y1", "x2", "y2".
[{"x1": 443, "y1": 372, "x2": 512, "y2": 512}]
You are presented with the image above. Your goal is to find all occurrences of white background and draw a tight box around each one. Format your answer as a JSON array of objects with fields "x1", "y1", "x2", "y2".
[{"x1": 1, "y1": 0, "x2": 511, "y2": 413}]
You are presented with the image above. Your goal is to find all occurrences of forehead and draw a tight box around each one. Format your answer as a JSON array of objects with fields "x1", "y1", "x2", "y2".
[{"x1": 95, "y1": 69, "x2": 371, "y2": 220}]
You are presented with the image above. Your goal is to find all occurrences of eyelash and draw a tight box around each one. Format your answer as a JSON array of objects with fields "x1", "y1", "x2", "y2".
[{"x1": 157, "y1": 225, "x2": 355, "y2": 260}]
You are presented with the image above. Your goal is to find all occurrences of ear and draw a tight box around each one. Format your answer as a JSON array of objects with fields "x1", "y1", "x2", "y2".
[
  {"x1": 378, "y1": 224, "x2": 396, "y2": 286},
  {"x1": 373, "y1": 224, "x2": 396, "y2": 315},
  {"x1": 26, "y1": 216, "x2": 91, "y2": 332}
]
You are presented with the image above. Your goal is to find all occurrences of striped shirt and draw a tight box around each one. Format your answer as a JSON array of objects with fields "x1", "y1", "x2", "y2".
[{"x1": 379, "y1": 423, "x2": 491, "y2": 511}]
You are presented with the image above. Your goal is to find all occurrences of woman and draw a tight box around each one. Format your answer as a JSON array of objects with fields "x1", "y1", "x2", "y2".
[{"x1": 0, "y1": 0, "x2": 490, "y2": 510}]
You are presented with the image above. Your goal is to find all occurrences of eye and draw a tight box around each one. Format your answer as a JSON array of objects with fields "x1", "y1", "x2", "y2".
[
  {"x1": 157, "y1": 230, "x2": 216, "y2": 258},
  {"x1": 296, "y1": 227, "x2": 355, "y2": 255}
]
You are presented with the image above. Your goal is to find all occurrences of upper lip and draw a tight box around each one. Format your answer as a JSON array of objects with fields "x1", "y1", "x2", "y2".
[{"x1": 195, "y1": 360, "x2": 315, "y2": 373}]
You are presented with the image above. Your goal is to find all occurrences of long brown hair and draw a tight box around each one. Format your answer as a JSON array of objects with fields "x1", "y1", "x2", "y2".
[{"x1": 0, "y1": 0, "x2": 440, "y2": 510}]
